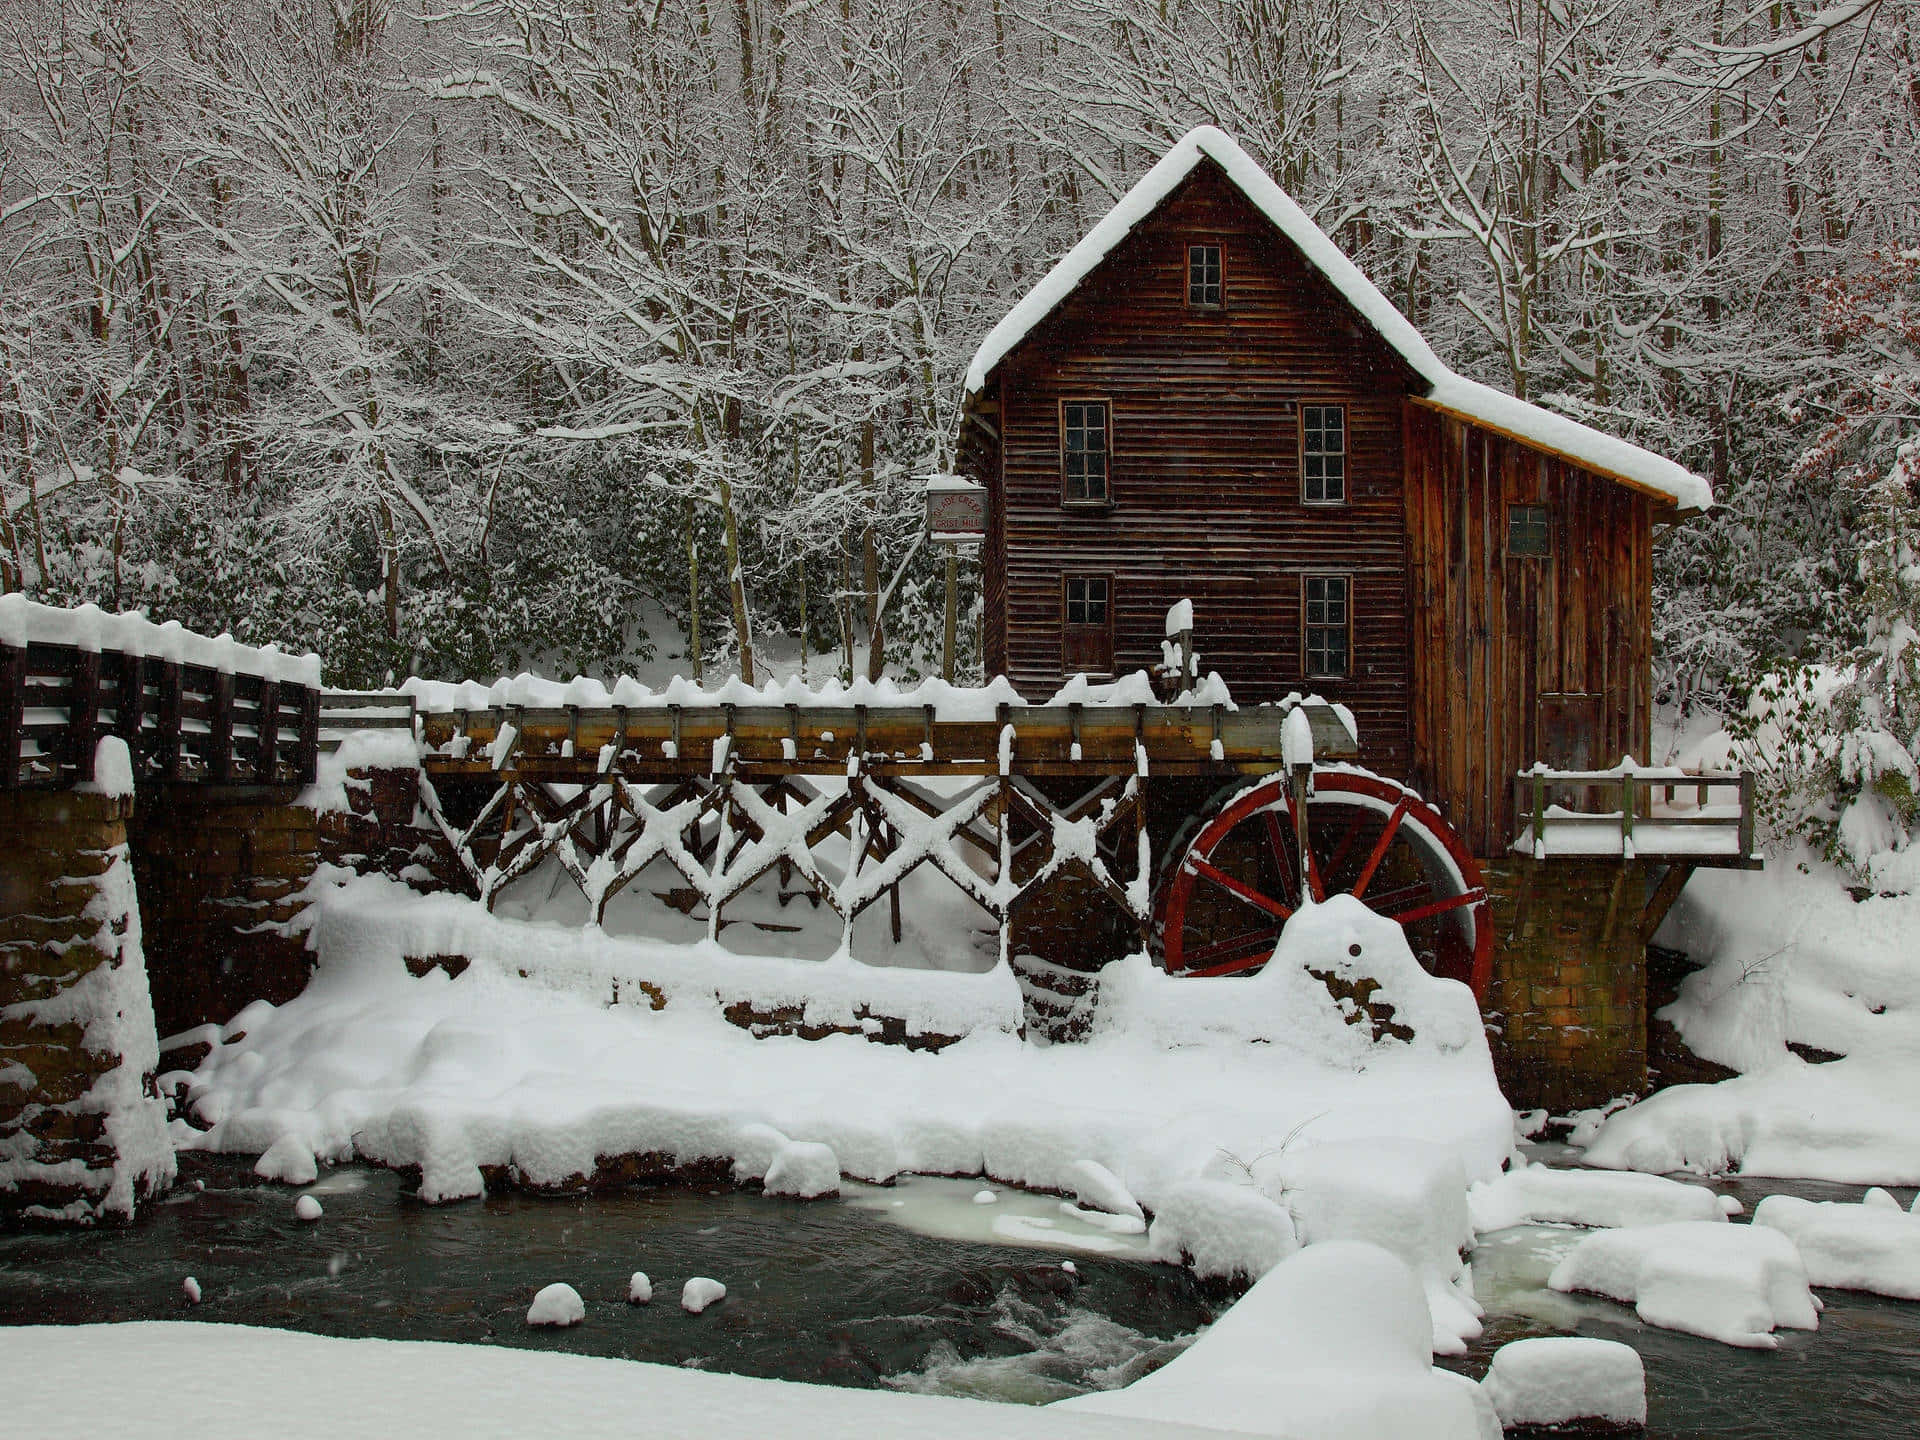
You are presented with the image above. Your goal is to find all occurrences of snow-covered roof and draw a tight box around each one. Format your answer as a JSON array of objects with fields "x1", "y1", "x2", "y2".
[{"x1": 964, "y1": 126, "x2": 1711, "y2": 513}]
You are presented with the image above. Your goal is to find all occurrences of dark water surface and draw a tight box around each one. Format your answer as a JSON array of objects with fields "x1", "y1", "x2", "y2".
[
  {"x1": 6, "y1": 1151, "x2": 1920, "y2": 1433},
  {"x1": 0, "y1": 1155, "x2": 1210, "y2": 1403}
]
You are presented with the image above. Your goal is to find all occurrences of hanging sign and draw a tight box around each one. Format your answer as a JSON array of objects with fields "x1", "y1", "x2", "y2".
[{"x1": 922, "y1": 475, "x2": 988, "y2": 542}]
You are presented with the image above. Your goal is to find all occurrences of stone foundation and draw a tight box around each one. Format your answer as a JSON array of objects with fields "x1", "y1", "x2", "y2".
[
  {"x1": 1482, "y1": 857, "x2": 1650, "y2": 1113},
  {"x1": 0, "y1": 787, "x2": 174, "y2": 1223},
  {"x1": 129, "y1": 785, "x2": 319, "y2": 1039}
]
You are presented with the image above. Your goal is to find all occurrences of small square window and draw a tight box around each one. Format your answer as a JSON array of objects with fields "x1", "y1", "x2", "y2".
[
  {"x1": 1065, "y1": 575, "x2": 1109, "y2": 627},
  {"x1": 1304, "y1": 574, "x2": 1350, "y2": 677},
  {"x1": 1303, "y1": 404, "x2": 1346, "y2": 504},
  {"x1": 1062, "y1": 401, "x2": 1110, "y2": 503},
  {"x1": 1508, "y1": 504, "x2": 1551, "y2": 557},
  {"x1": 1188, "y1": 244, "x2": 1222, "y2": 307}
]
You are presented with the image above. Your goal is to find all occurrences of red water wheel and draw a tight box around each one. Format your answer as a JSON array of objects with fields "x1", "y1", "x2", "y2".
[{"x1": 1157, "y1": 766, "x2": 1493, "y2": 999}]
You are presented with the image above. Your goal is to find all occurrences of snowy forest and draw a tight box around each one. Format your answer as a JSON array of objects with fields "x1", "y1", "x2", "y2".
[{"x1": 2, "y1": 1, "x2": 1914, "y2": 839}]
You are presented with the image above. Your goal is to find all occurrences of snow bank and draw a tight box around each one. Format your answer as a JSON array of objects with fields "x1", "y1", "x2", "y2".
[
  {"x1": 962, "y1": 126, "x2": 1709, "y2": 512},
  {"x1": 1062, "y1": 1242, "x2": 1501, "y2": 1440},
  {"x1": 177, "y1": 875, "x2": 1511, "y2": 1227},
  {"x1": 1479, "y1": 1338, "x2": 1646, "y2": 1430},
  {"x1": 1146, "y1": 1180, "x2": 1297, "y2": 1282},
  {"x1": 1468, "y1": 1163, "x2": 1729, "y2": 1232},
  {"x1": 1259, "y1": 1139, "x2": 1482, "y2": 1355},
  {"x1": 1752, "y1": 1193, "x2": 1920, "y2": 1299},
  {"x1": 1, "y1": 1322, "x2": 1247, "y2": 1440},
  {"x1": 1547, "y1": 1221, "x2": 1820, "y2": 1348},
  {"x1": 0, "y1": 595, "x2": 320, "y2": 685},
  {"x1": 762, "y1": 1139, "x2": 840, "y2": 1199},
  {"x1": 527, "y1": 1283, "x2": 585, "y2": 1327}
]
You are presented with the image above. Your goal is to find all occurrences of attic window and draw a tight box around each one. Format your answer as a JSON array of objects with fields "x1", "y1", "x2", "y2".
[
  {"x1": 1508, "y1": 504, "x2": 1551, "y2": 557},
  {"x1": 1188, "y1": 244, "x2": 1222, "y2": 307}
]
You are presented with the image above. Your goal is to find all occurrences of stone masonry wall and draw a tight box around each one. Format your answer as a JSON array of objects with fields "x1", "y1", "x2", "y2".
[
  {"x1": 0, "y1": 786, "x2": 175, "y2": 1223},
  {"x1": 1481, "y1": 857, "x2": 1650, "y2": 1114},
  {"x1": 130, "y1": 786, "x2": 319, "y2": 1040}
]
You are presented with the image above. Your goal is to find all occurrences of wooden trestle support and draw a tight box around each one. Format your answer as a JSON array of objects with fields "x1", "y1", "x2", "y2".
[{"x1": 405, "y1": 699, "x2": 1364, "y2": 964}]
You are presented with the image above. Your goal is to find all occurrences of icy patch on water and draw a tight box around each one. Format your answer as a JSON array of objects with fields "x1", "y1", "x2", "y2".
[
  {"x1": 842, "y1": 1176, "x2": 1154, "y2": 1258},
  {"x1": 884, "y1": 1284, "x2": 1195, "y2": 1404}
]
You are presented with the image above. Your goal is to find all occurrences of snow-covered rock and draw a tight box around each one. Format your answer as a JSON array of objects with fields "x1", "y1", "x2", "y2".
[
  {"x1": 1261, "y1": 1139, "x2": 1481, "y2": 1355},
  {"x1": 1067, "y1": 1159, "x2": 1143, "y2": 1221},
  {"x1": 1752, "y1": 1193, "x2": 1920, "y2": 1299},
  {"x1": 627, "y1": 1272, "x2": 652, "y2": 1305},
  {"x1": 182, "y1": 1277, "x2": 201, "y2": 1304},
  {"x1": 972, "y1": 1190, "x2": 998, "y2": 1205},
  {"x1": 681, "y1": 1277, "x2": 726, "y2": 1314},
  {"x1": 292, "y1": 1195, "x2": 323, "y2": 1223},
  {"x1": 1147, "y1": 1180, "x2": 1297, "y2": 1283},
  {"x1": 1480, "y1": 1338, "x2": 1646, "y2": 1431},
  {"x1": 526, "y1": 1283, "x2": 584, "y2": 1327},
  {"x1": 1548, "y1": 1221, "x2": 1820, "y2": 1347},
  {"x1": 256, "y1": 1134, "x2": 319, "y2": 1186},
  {"x1": 1468, "y1": 1163, "x2": 1729, "y2": 1233},
  {"x1": 762, "y1": 1140, "x2": 840, "y2": 1199},
  {"x1": 1062, "y1": 1242, "x2": 1500, "y2": 1440}
]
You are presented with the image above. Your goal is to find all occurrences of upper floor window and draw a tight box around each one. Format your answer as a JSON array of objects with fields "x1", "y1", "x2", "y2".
[
  {"x1": 1302, "y1": 403, "x2": 1346, "y2": 504},
  {"x1": 1508, "y1": 504, "x2": 1551, "y2": 557},
  {"x1": 1303, "y1": 573, "x2": 1351, "y2": 678},
  {"x1": 1188, "y1": 243, "x2": 1223, "y2": 307},
  {"x1": 1062, "y1": 399, "x2": 1110, "y2": 504}
]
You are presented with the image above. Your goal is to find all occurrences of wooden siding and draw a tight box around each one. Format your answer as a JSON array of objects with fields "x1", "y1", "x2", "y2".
[
  {"x1": 967, "y1": 161, "x2": 1419, "y2": 777},
  {"x1": 1403, "y1": 402, "x2": 1655, "y2": 856}
]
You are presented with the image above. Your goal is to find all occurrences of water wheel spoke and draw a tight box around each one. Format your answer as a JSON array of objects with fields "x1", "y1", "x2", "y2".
[
  {"x1": 1260, "y1": 807, "x2": 1299, "y2": 906},
  {"x1": 1350, "y1": 798, "x2": 1411, "y2": 899},
  {"x1": 1386, "y1": 887, "x2": 1487, "y2": 927},
  {"x1": 1182, "y1": 926, "x2": 1284, "y2": 975},
  {"x1": 1321, "y1": 807, "x2": 1368, "y2": 881},
  {"x1": 1186, "y1": 856, "x2": 1294, "y2": 922},
  {"x1": 1362, "y1": 879, "x2": 1432, "y2": 914}
]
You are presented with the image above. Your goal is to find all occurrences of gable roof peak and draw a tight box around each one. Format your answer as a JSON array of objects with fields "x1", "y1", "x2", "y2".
[{"x1": 964, "y1": 125, "x2": 1711, "y2": 513}]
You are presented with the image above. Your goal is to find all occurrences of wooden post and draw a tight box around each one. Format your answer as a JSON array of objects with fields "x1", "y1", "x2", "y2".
[
  {"x1": 156, "y1": 661, "x2": 183, "y2": 780},
  {"x1": 1532, "y1": 770, "x2": 1547, "y2": 856},
  {"x1": 1738, "y1": 771, "x2": 1756, "y2": 861},
  {"x1": 942, "y1": 542, "x2": 957, "y2": 683},
  {"x1": 114, "y1": 651, "x2": 146, "y2": 761},
  {"x1": 0, "y1": 643, "x2": 22, "y2": 790},
  {"x1": 256, "y1": 679, "x2": 281, "y2": 783},
  {"x1": 208, "y1": 670, "x2": 235, "y2": 784},
  {"x1": 1619, "y1": 771, "x2": 1635, "y2": 853},
  {"x1": 69, "y1": 647, "x2": 100, "y2": 782},
  {"x1": 1290, "y1": 762, "x2": 1314, "y2": 899},
  {"x1": 295, "y1": 684, "x2": 320, "y2": 786}
]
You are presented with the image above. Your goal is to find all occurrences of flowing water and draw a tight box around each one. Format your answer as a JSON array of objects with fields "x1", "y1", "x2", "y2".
[{"x1": 5, "y1": 1150, "x2": 1920, "y2": 1434}]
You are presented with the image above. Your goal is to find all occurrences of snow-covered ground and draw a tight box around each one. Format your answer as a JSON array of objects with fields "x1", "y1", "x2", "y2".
[{"x1": 1578, "y1": 852, "x2": 1920, "y2": 1184}]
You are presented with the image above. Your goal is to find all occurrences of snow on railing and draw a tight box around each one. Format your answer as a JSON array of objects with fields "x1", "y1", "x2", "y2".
[
  {"x1": 1511, "y1": 763, "x2": 1757, "y2": 866},
  {"x1": 0, "y1": 597, "x2": 321, "y2": 790}
]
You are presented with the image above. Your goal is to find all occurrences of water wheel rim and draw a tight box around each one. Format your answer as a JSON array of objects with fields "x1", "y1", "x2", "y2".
[{"x1": 1159, "y1": 766, "x2": 1493, "y2": 1000}]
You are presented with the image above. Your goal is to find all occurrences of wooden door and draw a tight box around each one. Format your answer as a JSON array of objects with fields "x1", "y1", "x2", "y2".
[{"x1": 1063, "y1": 574, "x2": 1115, "y2": 677}]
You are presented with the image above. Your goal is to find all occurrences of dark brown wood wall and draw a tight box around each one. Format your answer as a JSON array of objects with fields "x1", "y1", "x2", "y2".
[
  {"x1": 969, "y1": 162, "x2": 1420, "y2": 777},
  {"x1": 1403, "y1": 402, "x2": 1656, "y2": 856}
]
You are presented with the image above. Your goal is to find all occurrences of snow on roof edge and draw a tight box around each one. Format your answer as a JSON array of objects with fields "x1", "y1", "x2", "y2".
[{"x1": 964, "y1": 125, "x2": 1711, "y2": 513}]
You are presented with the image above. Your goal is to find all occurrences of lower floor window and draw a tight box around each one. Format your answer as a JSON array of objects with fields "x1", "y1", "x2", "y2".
[
  {"x1": 1063, "y1": 574, "x2": 1114, "y2": 675},
  {"x1": 1303, "y1": 574, "x2": 1350, "y2": 677}
]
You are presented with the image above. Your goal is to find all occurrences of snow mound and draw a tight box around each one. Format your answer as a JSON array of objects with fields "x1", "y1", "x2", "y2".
[
  {"x1": 1147, "y1": 1180, "x2": 1297, "y2": 1283},
  {"x1": 973, "y1": 1190, "x2": 998, "y2": 1205},
  {"x1": 627, "y1": 1272, "x2": 652, "y2": 1305},
  {"x1": 1468, "y1": 1163, "x2": 1728, "y2": 1232},
  {"x1": 182, "y1": 1277, "x2": 201, "y2": 1304},
  {"x1": 77, "y1": 735, "x2": 135, "y2": 798},
  {"x1": 292, "y1": 1195, "x2": 323, "y2": 1223},
  {"x1": 1480, "y1": 1337, "x2": 1646, "y2": 1430},
  {"x1": 1067, "y1": 1159, "x2": 1142, "y2": 1221},
  {"x1": 1061, "y1": 1242, "x2": 1501, "y2": 1440},
  {"x1": 762, "y1": 1140, "x2": 840, "y2": 1199},
  {"x1": 255, "y1": 1135, "x2": 319, "y2": 1186},
  {"x1": 1752, "y1": 1193, "x2": 1920, "y2": 1299},
  {"x1": 527, "y1": 1283, "x2": 584, "y2": 1327},
  {"x1": 681, "y1": 1277, "x2": 726, "y2": 1314},
  {"x1": 1096, "y1": 893, "x2": 1490, "y2": 1064},
  {"x1": 1261, "y1": 1139, "x2": 1481, "y2": 1355},
  {"x1": 1547, "y1": 1221, "x2": 1820, "y2": 1348}
]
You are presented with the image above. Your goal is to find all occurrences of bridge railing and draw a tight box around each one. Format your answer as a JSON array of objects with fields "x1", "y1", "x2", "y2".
[
  {"x1": 0, "y1": 599, "x2": 321, "y2": 790},
  {"x1": 1510, "y1": 766, "x2": 1757, "y2": 868}
]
